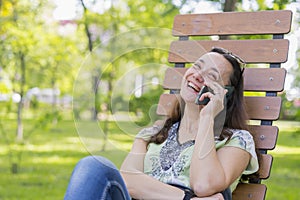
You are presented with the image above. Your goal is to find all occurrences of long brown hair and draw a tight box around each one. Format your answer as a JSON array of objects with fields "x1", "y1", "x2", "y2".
[
  {"x1": 149, "y1": 47, "x2": 248, "y2": 144},
  {"x1": 148, "y1": 95, "x2": 184, "y2": 144},
  {"x1": 211, "y1": 47, "x2": 249, "y2": 136}
]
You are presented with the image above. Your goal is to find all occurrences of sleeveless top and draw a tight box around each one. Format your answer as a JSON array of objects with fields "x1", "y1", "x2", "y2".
[{"x1": 135, "y1": 122, "x2": 259, "y2": 192}]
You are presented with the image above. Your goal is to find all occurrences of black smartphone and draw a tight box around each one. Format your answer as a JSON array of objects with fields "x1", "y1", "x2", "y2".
[
  {"x1": 195, "y1": 86, "x2": 212, "y2": 105},
  {"x1": 195, "y1": 85, "x2": 234, "y2": 105}
]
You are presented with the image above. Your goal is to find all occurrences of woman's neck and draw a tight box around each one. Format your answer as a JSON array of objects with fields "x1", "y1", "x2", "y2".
[{"x1": 180, "y1": 103, "x2": 201, "y2": 134}]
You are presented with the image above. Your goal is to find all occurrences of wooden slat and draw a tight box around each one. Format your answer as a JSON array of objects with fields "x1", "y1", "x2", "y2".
[
  {"x1": 157, "y1": 94, "x2": 282, "y2": 120},
  {"x1": 156, "y1": 94, "x2": 180, "y2": 116},
  {"x1": 173, "y1": 10, "x2": 292, "y2": 36},
  {"x1": 258, "y1": 154, "x2": 273, "y2": 179},
  {"x1": 249, "y1": 125, "x2": 279, "y2": 150},
  {"x1": 244, "y1": 68, "x2": 286, "y2": 92},
  {"x1": 163, "y1": 67, "x2": 186, "y2": 89},
  {"x1": 163, "y1": 67, "x2": 286, "y2": 92},
  {"x1": 164, "y1": 10, "x2": 292, "y2": 200},
  {"x1": 154, "y1": 120, "x2": 278, "y2": 151},
  {"x1": 168, "y1": 39, "x2": 289, "y2": 63},
  {"x1": 232, "y1": 183, "x2": 266, "y2": 200},
  {"x1": 245, "y1": 97, "x2": 282, "y2": 120}
]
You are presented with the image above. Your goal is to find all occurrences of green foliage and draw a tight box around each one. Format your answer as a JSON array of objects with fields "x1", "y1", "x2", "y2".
[
  {"x1": 129, "y1": 86, "x2": 164, "y2": 126},
  {"x1": 280, "y1": 92, "x2": 300, "y2": 120},
  {"x1": 0, "y1": 0, "x2": 82, "y2": 95},
  {"x1": 0, "y1": 1, "x2": 299, "y2": 197}
]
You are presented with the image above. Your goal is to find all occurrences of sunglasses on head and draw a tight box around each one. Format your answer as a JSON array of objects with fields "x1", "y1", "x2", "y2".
[{"x1": 211, "y1": 47, "x2": 246, "y2": 73}]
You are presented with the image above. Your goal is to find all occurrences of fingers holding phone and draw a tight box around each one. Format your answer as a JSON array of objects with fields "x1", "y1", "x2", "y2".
[
  {"x1": 195, "y1": 83, "x2": 225, "y2": 106},
  {"x1": 195, "y1": 84, "x2": 231, "y2": 117},
  {"x1": 194, "y1": 86, "x2": 212, "y2": 105}
]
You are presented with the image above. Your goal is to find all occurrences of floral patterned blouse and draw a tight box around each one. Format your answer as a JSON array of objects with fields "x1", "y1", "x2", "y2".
[{"x1": 135, "y1": 122, "x2": 259, "y2": 193}]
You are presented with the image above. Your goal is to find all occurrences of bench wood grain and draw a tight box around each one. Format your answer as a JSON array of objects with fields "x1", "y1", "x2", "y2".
[
  {"x1": 232, "y1": 183, "x2": 267, "y2": 200},
  {"x1": 163, "y1": 67, "x2": 286, "y2": 92},
  {"x1": 168, "y1": 40, "x2": 289, "y2": 63},
  {"x1": 172, "y1": 10, "x2": 292, "y2": 36},
  {"x1": 157, "y1": 94, "x2": 282, "y2": 120}
]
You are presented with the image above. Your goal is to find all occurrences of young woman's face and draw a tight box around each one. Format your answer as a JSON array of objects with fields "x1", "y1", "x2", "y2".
[{"x1": 180, "y1": 52, "x2": 233, "y2": 103}]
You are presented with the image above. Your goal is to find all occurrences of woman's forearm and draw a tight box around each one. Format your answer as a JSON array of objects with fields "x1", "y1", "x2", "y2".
[
  {"x1": 120, "y1": 138, "x2": 185, "y2": 199},
  {"x1": 120, "y1": 171, "x2": 185, "y2": 200},
  {"x1": 190, "y1": 114, "x2": 227, "y2": 196}
]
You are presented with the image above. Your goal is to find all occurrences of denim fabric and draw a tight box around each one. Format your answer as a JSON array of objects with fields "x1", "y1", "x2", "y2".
[
  {"x1": 221, "y1": 187, "x2": 232, "y2": 200},
  {"x1": 64, "y1": 156, "x2": 131, "y2": 200}
]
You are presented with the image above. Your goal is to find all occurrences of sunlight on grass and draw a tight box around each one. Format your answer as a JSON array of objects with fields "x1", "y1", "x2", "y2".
[
  {"x1": 105, "y1": 138, "x2": 133, "y2": 152},
  {"x1": 1, "y1": 119, "x2": 299, "y2": 200},
  {"x1": 0, "y1": 146, "x2": 9, "y2": 155},
  {"x1": 272, "y1": 145, "x2": 300, "y2": 155},
  {"x1": 107, "y1": 133, "x2": 134, "y2": 152},
  {"x1": 21, "y1": 137, "x2": 86, "y2": 152},
  {"x1": 30, "y1": 156, "x2": 78, "y2": 164}
]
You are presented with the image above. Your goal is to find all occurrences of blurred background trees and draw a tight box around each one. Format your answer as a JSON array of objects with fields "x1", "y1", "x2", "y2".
[{"x1": 0, "y1": 0, "x2": 299, "y2": 172}]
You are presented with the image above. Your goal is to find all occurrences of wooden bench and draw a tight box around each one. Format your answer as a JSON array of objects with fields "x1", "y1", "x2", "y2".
[{"x1": 157, "y1": 10, "x2": 292, "y2": 200}]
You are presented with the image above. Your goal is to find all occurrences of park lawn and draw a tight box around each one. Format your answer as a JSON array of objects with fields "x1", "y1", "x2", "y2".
[
  {"x1": 0, "y1": 119, "x2": 135, "y2": 200},
  {"x1": 0, "y1": 119, "x2": 89, "y2": 200},
  {"x1": 0, "y1": 119, "x2": 299, "y2": 199},
  {"x1": 263, "y1": 121, "x2": 300, "y2": 200}
]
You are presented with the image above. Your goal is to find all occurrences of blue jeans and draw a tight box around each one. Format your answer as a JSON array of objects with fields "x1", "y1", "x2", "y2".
[{"x1": 64, "y1": 156, "x2": 131, "y2": 200}]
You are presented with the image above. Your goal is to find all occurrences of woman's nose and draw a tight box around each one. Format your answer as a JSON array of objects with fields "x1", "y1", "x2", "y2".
[{"x1": 193, "y1": 72, "x2": 204, "y2": 83}]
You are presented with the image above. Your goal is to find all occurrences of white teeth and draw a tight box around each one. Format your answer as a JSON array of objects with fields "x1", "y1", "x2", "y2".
[{"x1": 188, "y1": 82, "x2": 200, "y2": 92}]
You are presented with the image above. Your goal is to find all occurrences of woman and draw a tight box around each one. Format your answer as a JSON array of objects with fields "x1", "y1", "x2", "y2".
[{"x1": 64, "y1": 47, "x2": 259, "y2": 200}]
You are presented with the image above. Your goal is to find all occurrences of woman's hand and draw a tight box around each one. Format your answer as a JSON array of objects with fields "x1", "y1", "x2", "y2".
[
  {"x1": 191, "y1": 193, "x2": 224, "y2": 200},
  {"x1": 198, "y1": 82, "x2": 227, "y2": 118}
]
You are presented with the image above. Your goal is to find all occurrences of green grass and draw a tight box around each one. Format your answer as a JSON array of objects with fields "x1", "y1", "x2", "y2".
[
  {"x1": 0, "y1": 120, "x2": 88, "y2": 200},
  {"x1": 264, "y1": 121, "x2": 300, "y2": 200},
  {"x1": 0, "y1": 119, "x2": 299, "y2": 199},
  {"x1": 0, "y1": 119, "x2": 139, "y2": 200}
]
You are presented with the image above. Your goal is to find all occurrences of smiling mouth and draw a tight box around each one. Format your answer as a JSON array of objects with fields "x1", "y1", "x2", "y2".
[{"x1": 188, "y1": 82, "x2": 200, "y2": 92}]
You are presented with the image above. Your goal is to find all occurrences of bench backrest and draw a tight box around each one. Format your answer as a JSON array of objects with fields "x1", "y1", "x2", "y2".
[{"x1": 157, "y1": 10, "x2": 292, "y2": 200}]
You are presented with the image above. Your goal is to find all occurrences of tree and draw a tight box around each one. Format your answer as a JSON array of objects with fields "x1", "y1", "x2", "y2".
[
  {"x1": 70, "y1": 0, "x2": 180, "y2": 152},
  {"x1": 0, "y1": 0, "x2": 82, "y2": 172}
]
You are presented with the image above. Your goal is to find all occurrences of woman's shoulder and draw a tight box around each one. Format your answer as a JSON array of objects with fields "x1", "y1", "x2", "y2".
[
  {"x1": 226, "y1": 129, "x2": 256, "y2": 152},
  {"x1": 230, "y1": 129, "x2": 253, "y2": 141},
  {"x1": 135, "y1": 124, "x2": 163, "y2": 141},
  {"x1": 227, "y1": 129, "x2": 259, "y2": 176},
  {"x1": 231, "y1": 129, "x2": 253, "y2": 140}
]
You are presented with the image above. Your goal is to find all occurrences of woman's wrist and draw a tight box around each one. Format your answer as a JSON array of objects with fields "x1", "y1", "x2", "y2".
[
  {"x1": 182, "y1": 188, "x2": 197, "y2": 199},
  {"x1": 168, "y1": 183, "x2": 196, "y2": 200}
]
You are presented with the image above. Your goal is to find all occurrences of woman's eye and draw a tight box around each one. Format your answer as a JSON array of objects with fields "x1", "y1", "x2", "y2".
[
  {"x1": 193, "y1": 63, "x2": 201, "y2": 69},
  {"x1": 208, "y1": 73, "x2": 218, "y2": 80}
]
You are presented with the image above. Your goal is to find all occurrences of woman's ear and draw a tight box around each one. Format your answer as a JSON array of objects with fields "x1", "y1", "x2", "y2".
[{"x1": 224, "y1": 86, "x2": 234, "y2": 98}]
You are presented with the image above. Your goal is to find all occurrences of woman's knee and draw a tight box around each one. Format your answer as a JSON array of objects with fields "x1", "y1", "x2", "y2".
[
  {"x1": 74, "y1": 156, "x2": 118, "y2": 178},
  {"x1": 66, "y1": 156, "x2": 130, "y2": 200}
]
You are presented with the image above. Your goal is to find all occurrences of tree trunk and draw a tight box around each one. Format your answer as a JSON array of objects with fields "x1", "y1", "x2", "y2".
[
  {"x1": 51, "y1": 63, "x2": 59, "y2": 125},
  {"x1": 101, "y1": 72, "x2": 113, "y2": 151},
  {"x1": 80, "y1": 0, "x2": 98, "y2": 120},
  {"x1": 16, "y1": 52, "x2": 25, "y2": 141},
  {"x1": 92, "y1": 75, "x2": 99, "y2": 120},
  {"x1": 223, "y1": 0, "x2": 237, "y2": 12},
  {"x1": 80, "y1": 0, "x2": 93, "y2": 52}
]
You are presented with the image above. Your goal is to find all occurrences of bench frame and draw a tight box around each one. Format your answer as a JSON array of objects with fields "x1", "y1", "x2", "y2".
[{"x1": 158, "y1": 10, "x2": 292, "y2": 200}]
